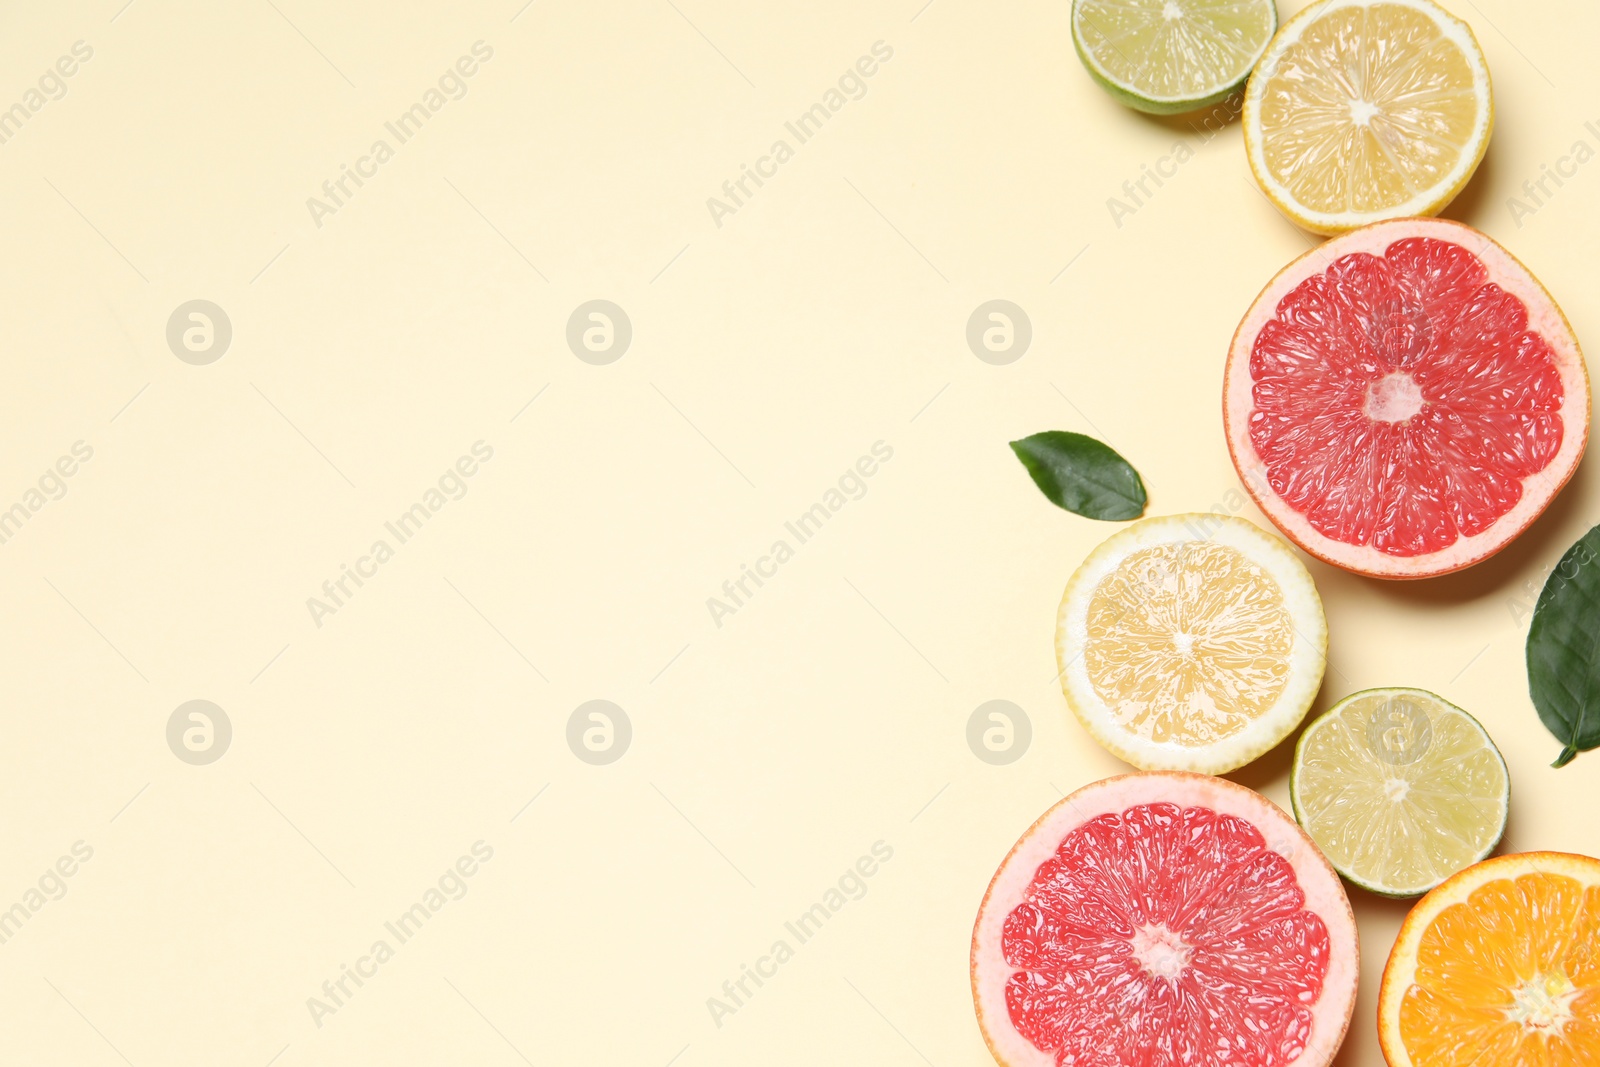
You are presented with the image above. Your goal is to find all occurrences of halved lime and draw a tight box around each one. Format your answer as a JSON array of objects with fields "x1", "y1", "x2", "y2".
[
  {"x1": 1071, "y1": 0, "x2": 1278, "y2": 115},
  {"x1": 1290, "y1": 688, "x2": 1509, "y2": 898}
]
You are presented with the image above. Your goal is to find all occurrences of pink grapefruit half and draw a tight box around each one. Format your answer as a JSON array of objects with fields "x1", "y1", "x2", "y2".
[
  {"x1": 972, "y1": 773, "x2": 1358, "y2": 1067},
  {"x1": 1224, "y1": 218, "x2": 1589, "y2": 579}
]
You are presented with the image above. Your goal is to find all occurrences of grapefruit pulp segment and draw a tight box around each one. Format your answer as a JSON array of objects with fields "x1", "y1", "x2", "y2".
[
  {"x1": 1225, "y1": 219, "x2": 1588, "y2": 578},
  {"x1": 974, "y1": 773, "x2": 1359, "y2": 1067}
]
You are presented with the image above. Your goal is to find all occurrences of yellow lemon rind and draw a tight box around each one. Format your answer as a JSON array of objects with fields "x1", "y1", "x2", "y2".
[
  {"x1": 1055, "y1": 514, "x2": 1327, "y2": 775},
  {"x1": 1241, "y1": 0, "x2": 1493, "y2": 235}
]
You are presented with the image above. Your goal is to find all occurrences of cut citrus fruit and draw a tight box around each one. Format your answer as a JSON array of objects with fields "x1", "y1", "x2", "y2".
[
  {"x1": 1290, "y1": 688, "x2": 1509, "y2": 898},
  {"x1": 1378, "y1": 851, "x2": 1600, "y2": 1067},
  {"x1": 1055, "y1": 514, "x2": 1326, "y2": 774},
  {"x1": 1072, "y1": 0, "x2": 1277, "y2": 115},
  {"x1": 1225, "y1": 217, "x2": 1589, "y2": 579},
  {"x1": 973, "y1": 772, "x2": 1359, "y2": 1067},
  {"x1": 1242, "y1": 0, "x2": 1492, "y2": 234}
]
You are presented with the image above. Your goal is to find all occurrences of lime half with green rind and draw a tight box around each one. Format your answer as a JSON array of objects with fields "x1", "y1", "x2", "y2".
[
  {"x1": 1290, "y1": 687, "x2": 1509, "y2": 898},
  {"x1": 1072, "y1": 0, "x2": 1277, "y2": 115}
]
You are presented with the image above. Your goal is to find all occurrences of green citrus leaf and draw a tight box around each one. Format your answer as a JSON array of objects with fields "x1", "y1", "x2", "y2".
[
  {"x1": 1009, "y1": 431, "x2": 1146, "y2": 521},
  {"x1": 1526, "y1": 523, "x2": 1600, "y2": 768}
]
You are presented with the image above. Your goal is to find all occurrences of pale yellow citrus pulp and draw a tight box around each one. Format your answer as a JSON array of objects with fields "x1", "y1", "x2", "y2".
[
  {"x1": 1292, "y1": 688, "x2": 1508, "y2": 897},
  {"x1": 1057, "y1": 515, "x2": 1326, "y2": 773},
  {"x1": 1243, "y1": 0, "x2": 1492, "y2": 233}
]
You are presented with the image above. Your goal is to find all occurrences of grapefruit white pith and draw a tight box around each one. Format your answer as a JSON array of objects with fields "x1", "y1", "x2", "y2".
[
  {"x1": 1224, "y1": 218, "x2": 1589, "y2": 579},
  {"x1": 972, "y1": 772, "x2": 1359, "y2": 1067}
]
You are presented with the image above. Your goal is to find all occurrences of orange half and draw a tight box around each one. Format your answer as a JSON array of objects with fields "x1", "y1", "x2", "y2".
[{"x1": 1379, "y1": 852, "x2": 1600, "y2": 1067}]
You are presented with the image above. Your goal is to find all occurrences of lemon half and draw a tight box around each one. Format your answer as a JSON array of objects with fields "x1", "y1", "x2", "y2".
[
  {"x1": 1243, "y1": 0, "x2": 1493, "y2": 234},
  {"x1": 1056, "y1": 514, "x2": 1327, "y2": 773}
]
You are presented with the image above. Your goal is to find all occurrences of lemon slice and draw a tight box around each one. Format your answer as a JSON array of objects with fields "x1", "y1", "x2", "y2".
[
  {"x1": 1243, "y1": 0, "x2": 1493, "y2": 234},
  {"x1": 1290, "y1": 688, "x2": 1508, "y2": 898},
  {"x1": 1072, "y1": 0, "x2": 1278, "y2": 115},
  {"x1": 1055, "y1": 514, "x2": 1327, "y2": 774}
]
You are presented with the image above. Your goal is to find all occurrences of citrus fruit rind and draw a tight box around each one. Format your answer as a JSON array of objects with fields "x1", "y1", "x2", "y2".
[
  {"x1": 1290, "y1": 687, "x2": 1510, "y2": 898},
  {"x1": 1056, "y1": 514, "x2": 1327, "y2": 774},
  {"x1": 1225, "y1": 217, "x2": 1589, "y2": 579},
  {"x1": 973, "y1": 771, "x2": 1360, "y2": 1067},
  {"x1": 1072, "y1": 0, "x2": 1277, "y2": 115},
  {"x1": 1242, "y1": 0, "x2": 1492, "y2": 234},
  {"x1": 1378, "y1": 851, "x2": 1600, "y2": 1067}
]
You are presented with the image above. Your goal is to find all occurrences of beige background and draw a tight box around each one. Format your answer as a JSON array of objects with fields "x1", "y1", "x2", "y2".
[{"x1": 1, "y1": 0, "x2": 1597, "y2": 1064}]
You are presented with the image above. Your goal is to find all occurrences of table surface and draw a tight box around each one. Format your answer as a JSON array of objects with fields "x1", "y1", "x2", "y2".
[{"x1": 2, "y1": 1, "x2": 1597, "y2": 1064}]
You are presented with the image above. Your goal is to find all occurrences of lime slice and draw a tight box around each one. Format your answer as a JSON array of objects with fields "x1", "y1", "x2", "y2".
[
  {"x1": 1290, "y1": 688, "x2": 1509, "y2": 898},
  {"x1": 1071, "y1": 0, "x2": 1278, "y2": 115}
]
